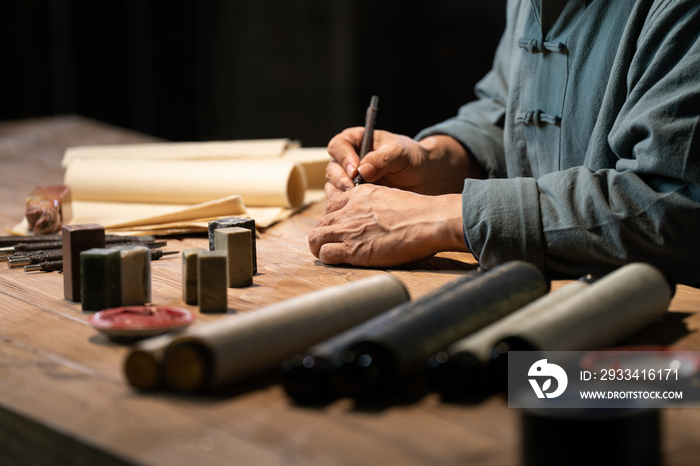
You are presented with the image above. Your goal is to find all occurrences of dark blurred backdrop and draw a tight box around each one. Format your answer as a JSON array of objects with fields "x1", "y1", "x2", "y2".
[{"x1": 0, "y1": 0, "x2": 506, "y2": 146}]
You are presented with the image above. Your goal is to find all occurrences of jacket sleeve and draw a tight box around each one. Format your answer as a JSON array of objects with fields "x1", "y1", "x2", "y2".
[{"x1": 463, "y1": 0, "x2": 700, "y2": 284}]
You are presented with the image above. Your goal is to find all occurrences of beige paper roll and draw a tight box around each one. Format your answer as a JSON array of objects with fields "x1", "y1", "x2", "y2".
[
  {"x1": 163, "y1": 274, "x2": 411, "y2": 392},
  {"x1": 62, "y1": 139, "x2": 294, "y2": 167},
  {"x1": 446, "y1": 281, "x2": 590, "y2": 363},
  {"x1": 70, "y1": 195, "x2": 247, "y2": 229},
  {"x1": 282, "y1": 147, "x2": 331, "y2": 190},
  {"x1": 65, "y1": 158, "x2": 307, "y2": 208}
]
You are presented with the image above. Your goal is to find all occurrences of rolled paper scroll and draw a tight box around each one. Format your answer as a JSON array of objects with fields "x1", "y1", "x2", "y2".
[
  {"x1": 62, "y1": 139, "x2": 294, "y2": 167},
  {"x1": 328, "y1": 261, "x2": 549, "y2": 398},
  {"x1": 64, "y1": 158, "x2": 307, "y2": 208},
  {"x1": 282, "y1": 147, "x2": 331, "y2": 190},
  {"x1": 162, "y1": 274, "x2": 410, "y2": 393}
]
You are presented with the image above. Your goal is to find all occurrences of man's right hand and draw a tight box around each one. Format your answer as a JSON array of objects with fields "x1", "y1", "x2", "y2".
[{"x1": 324, "y1": 127, "x2": 484, "y2": 199}]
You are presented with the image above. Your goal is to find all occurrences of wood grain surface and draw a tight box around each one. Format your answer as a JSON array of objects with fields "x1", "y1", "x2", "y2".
[{"x1": 1, "y1": 116, "x2": 699, "y2": 465}]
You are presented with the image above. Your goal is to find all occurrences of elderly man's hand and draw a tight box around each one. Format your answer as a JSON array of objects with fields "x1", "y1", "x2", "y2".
[
  {"x1": 324, "y1": 128, "x2": 483, "y2": 199},
  {"x1": 308, "y1": 184, "x2": 468, "y2": 267}
]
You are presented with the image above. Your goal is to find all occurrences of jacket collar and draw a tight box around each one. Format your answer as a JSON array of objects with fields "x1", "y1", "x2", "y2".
[{"x1": 531, "y1": 0, "x2": 590, "y2": 36}]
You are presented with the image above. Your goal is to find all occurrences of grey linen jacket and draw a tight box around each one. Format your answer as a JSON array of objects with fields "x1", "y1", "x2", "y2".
[{"x1": 417, "y1": 0, "x2": 700, "y2": 284}]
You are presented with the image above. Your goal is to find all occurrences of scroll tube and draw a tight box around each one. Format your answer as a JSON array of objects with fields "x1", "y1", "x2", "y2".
[
  {"x1": 124, "y1": 333, "x2": 178, "y2": 391},
  {"x1": 489, "y1": 263, "x2": 674, "y2": 387},
  {"x1": 163, "y1": 274, "x2": 410, "y2": 392},
  {"x1": 497, "y1": 263, "x2": 673, "y2": 352},
  {"x1": 428, "y1": 280, "x2": 590, "y2": 398},
  {"x1": 329, "y1": 261, "x2": 549, "y2": 398}
]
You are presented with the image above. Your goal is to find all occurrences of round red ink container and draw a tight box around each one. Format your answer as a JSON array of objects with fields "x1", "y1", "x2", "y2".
[{"x1": 89, "y1": 305, "x2": 195, "y2": 338}]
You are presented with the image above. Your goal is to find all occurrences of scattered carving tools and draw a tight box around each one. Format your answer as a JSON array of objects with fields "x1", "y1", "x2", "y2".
[
  {"x1": 7, "y1": 241, "x2": 167, "y2": 268},
  {"x1": 23, "y1": 249, "x2": 177, "y2": 272},
  {"x1": 0, "y1": 234, "x2": 156, "y2": 257},
  {"x1": 0, "y1": 234, "x2": 63, "y2": 247}
]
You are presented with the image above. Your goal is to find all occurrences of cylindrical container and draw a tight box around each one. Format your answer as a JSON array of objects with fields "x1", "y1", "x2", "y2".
[
  {"x1": 490, "y1": 263, "x2": 675, "y2": 386},
  {"x1": 281, "y1": 265, "x2": 547, "y2": 403},
  {"x1": 124, "y1": 333, "x2": 179, "y2": 391},
  {"x1": 280, "y1": 320, "x2": 379, "y2": 403},
  {"x1": 428, "y1": 280, "x2": 591, "y2": 398},
  {"x1": 162, "y1": 274, "x2": 410, "y2": 392},
  {"x1": 329, "y1": 261, "x2": 549, "y2": 398},
  {"x1": 521, "y1": 407, "x2": 661, "y2": 466}
]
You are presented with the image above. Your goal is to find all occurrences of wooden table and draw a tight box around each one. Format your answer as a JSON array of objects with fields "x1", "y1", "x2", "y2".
[{"x1": 1, "y1": 116, "x2": 699, "y2": 466}]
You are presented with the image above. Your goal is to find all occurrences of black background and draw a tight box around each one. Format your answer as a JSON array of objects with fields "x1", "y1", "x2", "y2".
[{"x1": 0, "y1": 0, "x2": 507, "y2": 146}]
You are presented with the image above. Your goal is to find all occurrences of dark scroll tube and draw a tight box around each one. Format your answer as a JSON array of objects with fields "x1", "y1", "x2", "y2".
[{"x1": 286, "y1": 261, "x2": 548, "y2": 400}]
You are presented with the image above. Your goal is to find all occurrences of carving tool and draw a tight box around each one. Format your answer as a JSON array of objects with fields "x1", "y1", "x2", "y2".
[
  {"x1": 7, "y1": 241, "x2": 167, "y2": 267},
  {"x1": 0, "y1": 235, "x2": 157, "y2": 255},
  {"x1": 24, "y1": 249, "x2": 178, "y2": 272},
  {"x1": 353, "y1": 95, "x2": 379, "y2": 186}
]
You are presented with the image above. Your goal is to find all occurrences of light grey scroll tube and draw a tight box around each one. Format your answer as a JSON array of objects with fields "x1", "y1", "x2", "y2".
[
  {"x1": 164, "y1": 274, "x2": 410, "y2": 392},
  {"x1": 506, "y1": 263, "x2": 673, "y2": 351},
  {"x1": 444, "y1": 280, "x2": 591, "y2": 363},
  {"x1": 124, "y1": 333, "x2": 178, "y2": 391}
]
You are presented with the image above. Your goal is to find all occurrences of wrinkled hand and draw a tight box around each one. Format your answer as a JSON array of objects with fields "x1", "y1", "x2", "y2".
[
  {"x1": 309, "y1": 184, "x2": 468, "y2": 267},
  {"x1": 324, "y1": 128, "x2": 482, "y2": 199}
]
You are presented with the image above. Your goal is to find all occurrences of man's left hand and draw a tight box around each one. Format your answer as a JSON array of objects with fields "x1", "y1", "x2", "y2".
[{"x1": 308, "y1": 185, "x2": 468, "y2": 267}]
